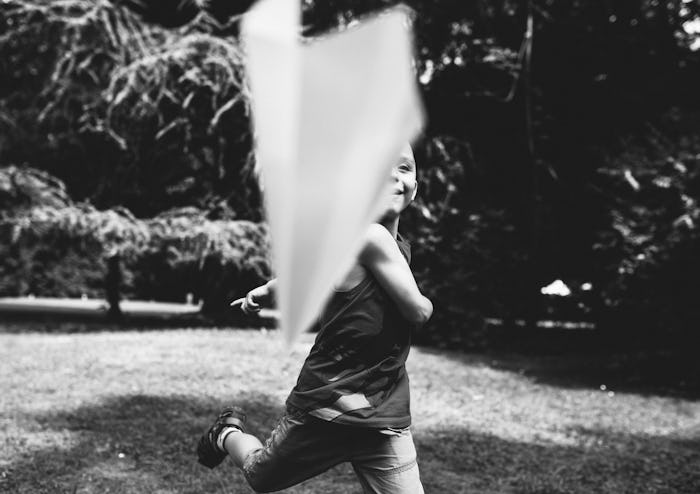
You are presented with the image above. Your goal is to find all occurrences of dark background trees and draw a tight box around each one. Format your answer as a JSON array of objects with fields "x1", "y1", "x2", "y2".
[{"x1": 2, "y1": 0, "x2": 700, "y2": 348}]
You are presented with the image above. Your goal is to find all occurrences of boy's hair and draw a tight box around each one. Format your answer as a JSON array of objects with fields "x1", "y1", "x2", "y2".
[{"x1": 401, "y1": 142, "x2": 415, "y2": 165}]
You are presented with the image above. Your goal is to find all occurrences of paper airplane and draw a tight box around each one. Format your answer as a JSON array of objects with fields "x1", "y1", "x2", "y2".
[{"x1": 242, "y1": 0, "x2": 424, "y2": 343}]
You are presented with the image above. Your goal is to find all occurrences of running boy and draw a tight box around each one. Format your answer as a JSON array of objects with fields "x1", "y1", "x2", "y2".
[{"x1": 197, "y1": 143, "x2": 432, "y2": 493}]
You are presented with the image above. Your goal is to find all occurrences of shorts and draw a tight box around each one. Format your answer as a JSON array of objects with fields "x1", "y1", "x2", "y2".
[{"x1": 241, "y1": 408, "x2": 424, "y2": 493}]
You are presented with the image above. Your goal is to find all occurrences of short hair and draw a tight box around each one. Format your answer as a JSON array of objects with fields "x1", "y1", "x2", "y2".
[{"x1": 400, "y1": 142, "x2": 415, "y2": 166}]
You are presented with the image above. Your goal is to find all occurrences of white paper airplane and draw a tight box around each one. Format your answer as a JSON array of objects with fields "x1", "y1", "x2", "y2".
[{"x1": 242, "y1": 0, "x2": 424, "y2": 343}]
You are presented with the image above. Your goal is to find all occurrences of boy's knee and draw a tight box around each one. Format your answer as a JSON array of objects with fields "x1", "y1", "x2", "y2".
[{"x1": 243, "y1": 454, "x2": 277, "y2": 493}]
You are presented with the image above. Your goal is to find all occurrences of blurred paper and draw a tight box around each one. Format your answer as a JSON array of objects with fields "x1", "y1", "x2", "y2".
[{"x1": 243, "y1": 0, "x2": 424, "y2": 344}]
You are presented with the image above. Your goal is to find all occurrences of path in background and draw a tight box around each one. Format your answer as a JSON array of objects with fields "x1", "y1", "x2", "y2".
[{"x1": 1, "y1": 327, "x2": 698, "y2": 493}]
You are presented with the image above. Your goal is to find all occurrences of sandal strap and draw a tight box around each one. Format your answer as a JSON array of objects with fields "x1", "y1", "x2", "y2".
[{"x1": 221, "y1": 416, "x2": 245, "y2": 431}]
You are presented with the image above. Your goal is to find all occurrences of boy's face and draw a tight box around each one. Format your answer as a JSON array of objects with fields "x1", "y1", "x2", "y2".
[{"x1": 384, "y1": 145, "x2": 418, "y2": 218}]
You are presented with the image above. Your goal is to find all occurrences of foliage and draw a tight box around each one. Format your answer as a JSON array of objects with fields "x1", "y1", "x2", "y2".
[
  {"x1": 593, "y1": 110, "x2": 700, "y2": 340},
  {"x1": 127, "y1": 207, "x2": 270, "y2": 311},
  {"x1": 0, "y1": 167, "x2": 271, "y2": 310},
  {"x1": 302, "y1": 0, "x2": 700, "y2": 345},
  {"x1": 3, "y1": 0, "x2": 700, "y2": 345},
  {"x1": 0, "y1": 0, "x2": 260, "y2": 218},
  {"x1": 403, "y1": 136, "x2": 522, "y2": 347},
  {"x1": 0, "y1": 165, "x2": 72, "y2": 213}
]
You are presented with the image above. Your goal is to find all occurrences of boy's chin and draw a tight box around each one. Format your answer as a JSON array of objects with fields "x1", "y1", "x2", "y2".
[{"x1": 379, "y1": 208, "x2": 401, "y2": 222}]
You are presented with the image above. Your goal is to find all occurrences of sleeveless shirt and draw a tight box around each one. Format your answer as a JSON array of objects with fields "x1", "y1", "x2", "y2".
[{"x1": 285, "y1": 234, "x2": 413, "y2": 429}]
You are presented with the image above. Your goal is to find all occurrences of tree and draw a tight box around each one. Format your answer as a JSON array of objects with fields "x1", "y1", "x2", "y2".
[
  {"x1": 0, "y1": 0, "x2": 261, "y2": 219},
  {"x1": 3, "y1": 0, "x2": 700, "y2": 345}
]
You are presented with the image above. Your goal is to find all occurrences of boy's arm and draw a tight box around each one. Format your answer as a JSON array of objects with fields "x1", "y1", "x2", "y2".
[{"x1": 359, "y1": 224, "x2": 433, "y2": 326}]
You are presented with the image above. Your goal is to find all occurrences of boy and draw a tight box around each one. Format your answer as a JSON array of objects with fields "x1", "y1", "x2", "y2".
[{"x1": 197, "y1": 144, "x2": 432, "y2": 493}]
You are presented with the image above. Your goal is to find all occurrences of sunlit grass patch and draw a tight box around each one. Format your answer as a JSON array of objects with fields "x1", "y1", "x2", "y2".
[{"x1": 1, "y1": 327, "x2": 698, "y2": 493}]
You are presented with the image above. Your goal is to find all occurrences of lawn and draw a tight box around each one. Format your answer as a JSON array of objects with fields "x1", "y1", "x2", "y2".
[{"x1": 1, "y1": 324, "x2": 698, "y2": 493}]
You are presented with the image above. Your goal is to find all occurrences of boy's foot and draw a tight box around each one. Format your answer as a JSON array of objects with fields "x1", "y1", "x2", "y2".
[{"x1": 197, "y1": 406, "x2": 247, "y2": 469}]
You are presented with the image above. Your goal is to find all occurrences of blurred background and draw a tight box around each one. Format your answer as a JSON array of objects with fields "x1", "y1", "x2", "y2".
[
  {"x1": 3, "y1": 0, "x2": 700, "y2": 351},
  {"x1": 2, "y1": 2, "x2": 700, "y2": 493}
]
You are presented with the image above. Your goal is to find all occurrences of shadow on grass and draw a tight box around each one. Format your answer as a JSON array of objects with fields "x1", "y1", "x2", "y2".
[
  {"x1": 418, "y1": 424, "x2": 699, "y2": 494},
  {"x1": 1, "y1": 393, "x2": 302, "y2": 494},
  {"x1": 3, "y1": 394, "x2": 699, "y2": 494},
  {"x1": 418, "y1": 343, "x2": 700, "y2": 400}
]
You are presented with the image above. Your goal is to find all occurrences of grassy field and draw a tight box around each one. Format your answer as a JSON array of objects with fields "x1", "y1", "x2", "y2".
[{"x1": 1, "y1": 324, "x2": 698, "y2": 494}]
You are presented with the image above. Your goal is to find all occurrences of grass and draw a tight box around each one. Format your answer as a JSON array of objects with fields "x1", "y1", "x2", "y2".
[{"x1": 0, "y1": 324, "x2": 698, "y2": 494}]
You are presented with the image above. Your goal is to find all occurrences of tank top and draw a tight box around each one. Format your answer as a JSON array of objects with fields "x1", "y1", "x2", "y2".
[{"x1": 285, "y1": 233, "x2": 413, "y2": 429}]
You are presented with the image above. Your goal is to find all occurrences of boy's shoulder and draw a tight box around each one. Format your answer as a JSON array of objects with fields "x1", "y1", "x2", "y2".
[
  {"x1": 364, "y1": 223, "x2": 393, "y2": 245},
  {"x1": 361, "y1": 224, "x2": 410, "y2": 264}
]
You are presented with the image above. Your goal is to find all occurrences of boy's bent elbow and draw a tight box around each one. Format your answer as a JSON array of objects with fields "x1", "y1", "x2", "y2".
[{"x1": 406, "y1": 296, "x2": 433, "y2": 326}]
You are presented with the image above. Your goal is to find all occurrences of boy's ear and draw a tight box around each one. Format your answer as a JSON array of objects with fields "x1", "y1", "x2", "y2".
[{"x1": 411, "y1": 181, "x2": 418, "y2": 201}]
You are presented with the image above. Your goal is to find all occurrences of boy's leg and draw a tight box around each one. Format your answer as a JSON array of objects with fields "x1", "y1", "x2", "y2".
[
  {"x1": 350, "y1": 429, "x2": 424, "y2": 494},
  {"x1": 197, "y1": 406, "x2": 250, "y2": 469},
  {"x1": 224, "y1": 432, "x2": 264, "y2": 468},
  {"x1": 199, "y1": 407, "x2": 356, "y2": 493},
  {"x1": 239, "y1": 412, "x2": 357, "y2": 492}
]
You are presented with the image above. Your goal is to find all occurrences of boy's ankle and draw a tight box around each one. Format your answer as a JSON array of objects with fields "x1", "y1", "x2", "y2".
[{"x1": 216, "y1": 425, "x2": 243, "y2": 452}]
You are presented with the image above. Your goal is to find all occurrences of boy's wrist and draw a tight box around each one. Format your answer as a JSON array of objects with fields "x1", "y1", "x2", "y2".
[{"x1": 263, "y1": 279, "x2": 277, "y2": 302}]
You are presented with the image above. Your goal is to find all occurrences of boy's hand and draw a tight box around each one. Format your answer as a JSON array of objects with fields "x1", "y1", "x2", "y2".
[
  {"x1": 232, "y1": 280, "x2": 277, "y2": 315},
  {"x1": 229, "y1": 296, "x2": 259, "y2": 314},
  {"x1": 242, "y1": 285, "x2": 266, "y2": 314}
]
